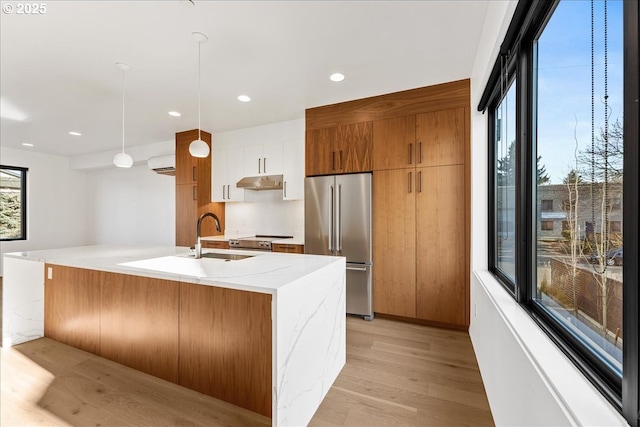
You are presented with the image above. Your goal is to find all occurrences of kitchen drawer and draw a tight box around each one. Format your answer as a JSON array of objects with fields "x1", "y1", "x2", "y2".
[
  {"x1": 272, "y1": 243, "x2": 304, "y2": 254},
  {"x1": 202, "y1": 241, "x2": 230, "y2": 250}
]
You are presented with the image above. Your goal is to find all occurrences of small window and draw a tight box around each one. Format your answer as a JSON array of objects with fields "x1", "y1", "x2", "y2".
[
  {"x1": 541, "y1": 200, "x2": 553, "y2": 211},
  {"x1": 540, "y1": 220, "x2": 554, "y2": 231},
  {"x1": 0, "y1": 166, "x2": 27, "y2": 241},
  {"x1": 610, "y1": 221, "x2": 622, "y2": 233}
]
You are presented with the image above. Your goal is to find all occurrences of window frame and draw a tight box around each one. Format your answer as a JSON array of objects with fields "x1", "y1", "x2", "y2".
[
  {"x1": 481, "y1": 0, "x2": 639, "y2": 424},
  {"x1": 0, "y1": 165, "x2": 28, "y2": 241}
]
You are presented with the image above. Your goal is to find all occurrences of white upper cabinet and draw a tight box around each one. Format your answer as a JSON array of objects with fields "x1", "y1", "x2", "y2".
[
  {"x1": 283, "y1": 138, "x2": 304, "y2": 200},
  {"x1": 212, "y1": 146, "x2": 245, "y2": 202},
  {"x1": 243, "y1": 141, "x2": 284, "y2": 176}
]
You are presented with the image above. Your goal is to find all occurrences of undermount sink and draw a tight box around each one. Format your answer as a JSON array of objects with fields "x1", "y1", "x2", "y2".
[{"x1": 178, "y1": 252, "x2": 255, "y2": 261}]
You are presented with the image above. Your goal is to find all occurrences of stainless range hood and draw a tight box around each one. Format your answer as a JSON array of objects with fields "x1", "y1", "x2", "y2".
[{"x1": 236, "y1": 174, "x2": 283, "y2": 191}]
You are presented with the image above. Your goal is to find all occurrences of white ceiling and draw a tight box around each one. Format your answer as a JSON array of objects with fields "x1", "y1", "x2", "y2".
[{"x1": 0, "y1": 1, "x2": 490, "y2": 158}]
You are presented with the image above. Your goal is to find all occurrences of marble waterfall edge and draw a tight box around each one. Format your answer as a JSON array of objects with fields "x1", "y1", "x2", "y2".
[{"x1": 273, "y1": 259, "x2": 346, "y2": 426}]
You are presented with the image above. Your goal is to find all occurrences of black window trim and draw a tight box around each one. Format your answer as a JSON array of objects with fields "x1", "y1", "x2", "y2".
[
  {"x1": 482, "y1": 0, "x2": 639, "y2": 425},
  {"x1": 0, "y1": 165, "x2": 28, "y2": 241}
]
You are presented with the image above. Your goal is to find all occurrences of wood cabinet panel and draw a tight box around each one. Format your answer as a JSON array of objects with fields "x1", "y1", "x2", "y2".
[
  {"x1": 373, "y1": 170, "x2": 416, "y2": 318},
  {"x1": 179, "y1": 284, "x2": 272, "y2": 418},
  {"x1": 306, "y1": 79, "x2": 470, "y2": 130},
  {"x1": 416, "y1": 108, "x2": 465, "y2": 167},
  {"x1": 373, "y1": 115, "x2": 416, "y2": 170},
  {"x1": 44, "y1": 265, "x2": 102, "y2": 354},
  {"x1": 338, "y1": 121, "x2": 372, "y2": 173},
  {"x1": 305, "y1": 127, "x2": 335, "y2": 176},
  {"x1": 176, "y1": 130, "x2": 206, "y2": 185},
  {"x1": 100, "y1": 273, "x2": 180, "y2": 383},
  {"x1": 202, "y1": 240, "x2": 230, "y2": 250},
  {"x1": 416, "y1": 165, "x2": 466, "y2": 326},
  {"x1": 176, "y1": 183, "x2": 197, "y2": 247},
  {"x1": 272, "y1": 243, "x2": 304, "y2": 254}
]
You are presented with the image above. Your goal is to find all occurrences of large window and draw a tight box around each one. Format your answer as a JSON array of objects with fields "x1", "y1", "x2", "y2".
[
  {"x1": 0, "y1": 166, "x2": 27, "y2": 241},
  {"x1": 483, "y1": 0, "x2": 638, "y2": 424},
  {"x1": 534, "y1": 0, "x2": 624, "y2": 376}
]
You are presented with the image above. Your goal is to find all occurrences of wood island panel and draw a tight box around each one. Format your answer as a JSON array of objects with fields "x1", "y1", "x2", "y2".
[
  {"x1": 100, "y1": 272, "x2": 180, "y2": 383},
  {"x1": 179, "y1": 283, "x2": 272, "y2": 418},
  {"x1": 44, "y1": 264, "x2": 102, "y2": 354}
]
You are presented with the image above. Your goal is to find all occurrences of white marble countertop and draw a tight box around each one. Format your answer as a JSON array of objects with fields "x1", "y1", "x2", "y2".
[{"x1": 4, "y1": 244, "x2": 337, "y2": 294}]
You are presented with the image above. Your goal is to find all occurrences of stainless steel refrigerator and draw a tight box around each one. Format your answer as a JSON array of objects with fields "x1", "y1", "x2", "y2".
[{"x1": 305, "y1": 173, "x2": 373, "y2": 320}]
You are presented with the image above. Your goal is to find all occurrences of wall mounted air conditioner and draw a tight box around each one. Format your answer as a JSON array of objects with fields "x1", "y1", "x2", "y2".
[{"x1": 147, "y1": 154, "x2": 175, "y2": 176}]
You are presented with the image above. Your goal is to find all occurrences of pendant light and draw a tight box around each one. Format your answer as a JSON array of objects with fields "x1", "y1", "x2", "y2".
[
  {"x1": 113, "y1": 62, "x2": 133, "y2": 168},
  {"x1": 189, "y1": 31, "x2": 210, "y2": 158}
]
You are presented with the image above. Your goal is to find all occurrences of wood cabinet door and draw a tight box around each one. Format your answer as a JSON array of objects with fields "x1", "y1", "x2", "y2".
[
  {"x1": 305, "y1": 127, "x2": 335, "y2": 176},
  {"x1": 337, "y1": 122, "x2": 373, "y2": 173},
  {"x1": 373, "y1": 115, "x2": 416, "y2": 170},
  {"x1": 179, "y1": 283, "x2": 272, "y2": 418},
  {"x1": 416, "y1": 165, "x2": 466, "y2": 326},
  {"x1": 175, "y1": 130, "x2": 200, "y2": 185},
  {"x1": 416, "y1": 108, "x2": 465, "y2": 167},
  {"x1": 176, "y1": 183, "x2": 197, "y2": 247},
  {"x1": 373, "y1": 169, "x2": 416, "y2": 318},
  {"x1": 44, "y1": 264, "x2": 102, "y2": 354},
  {"x1": 272, "y1": 243, "x2": 304, "y2": 254},
  {"x1": 100, "y1": 272, "x2": 180, "y2": 383}
]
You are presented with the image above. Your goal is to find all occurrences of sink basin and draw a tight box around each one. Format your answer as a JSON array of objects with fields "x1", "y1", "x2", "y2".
[{"x1": 178, "y1": 252, "x2": 255, "y2": 261}]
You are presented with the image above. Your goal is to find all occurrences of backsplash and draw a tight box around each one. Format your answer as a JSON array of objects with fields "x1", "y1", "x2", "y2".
[{"x1": 223, "y1": 190, "x2": 304, "y2": 238}]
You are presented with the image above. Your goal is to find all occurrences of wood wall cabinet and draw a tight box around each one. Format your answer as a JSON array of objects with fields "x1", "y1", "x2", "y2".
[
  {"x1": 305, "y1": 122, "x2": 372, "y2": 176},
  {"x1": 272, "y1": 243, "x2": 304, "y2": 254},
  {"x1": 176, "y1": 129, "x2": 225, "y2": 247}
]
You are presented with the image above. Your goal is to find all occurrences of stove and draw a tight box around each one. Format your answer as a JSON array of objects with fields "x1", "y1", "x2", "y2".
[{"x1": 228, "y1": 235, "x2": 293, "y2": 251}]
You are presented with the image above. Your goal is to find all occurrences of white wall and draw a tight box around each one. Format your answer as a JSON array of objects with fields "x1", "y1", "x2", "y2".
[
  {"x1": 468, "y1": 2, "x2": 626, "y2": 426},
  {"x1": 85, "y1": 164, "x2": 175, "y2": 245},
  {"x1": 0, "y1": 147, "x2": 89, "y2": 275}
]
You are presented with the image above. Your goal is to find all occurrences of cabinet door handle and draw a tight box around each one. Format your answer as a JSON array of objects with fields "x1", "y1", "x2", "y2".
[
  {"x1": 418, "y1": 142, "x2": 423, "y2": 164},
  {"x1": 258, "y1": 158, "x2": 261, "y2": 174},
  {"x1": 408, "y1": 171, "x2": 412, "y2": 193},
  {"x1": 222, "y1": 185, "x2": 226, "y2": 200},
  {"x1": 331, "y1": 151, "x2": 335, "y2": 171},
  {"x1": 418, "y1": 171, "x2": 423, "y2": 193},
  {"x1": 284, "y1": 181, "x2": 287, "y2": 198},
  {"x1": 192, "y1": 166, "x2": 197, "y2": 181},
  {"x1": 409, "y1": 143, "x2": 413, "y2": 165},
  {"x1": 227, "y1": 184, "x2": 230, "y2": 199},
  {"x1": 263, "y1": 157, "x2": 267, "y2": 173},
  {"x1": 192, "y1": 186, "x2": 197, "y2": 201},
  {"x1": 339, "y1": 150, "x2": 343, "y2": 170}
]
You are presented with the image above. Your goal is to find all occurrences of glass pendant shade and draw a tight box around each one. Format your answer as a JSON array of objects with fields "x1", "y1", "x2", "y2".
[
  {"x1": 189, "y1": 138, "x2": 210, "y2": 157},
  {"x1": 113, "y1": 152, "x2": 134, "y2": 168}
]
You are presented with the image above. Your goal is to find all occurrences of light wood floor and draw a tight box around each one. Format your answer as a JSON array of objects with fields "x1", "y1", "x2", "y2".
[{"x1": 1, "y1": 282, "x2": 494, "y2": 426}]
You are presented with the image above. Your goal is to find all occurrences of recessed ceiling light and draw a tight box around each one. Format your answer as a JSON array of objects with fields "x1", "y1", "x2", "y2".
[
  {"x1": 22, "y1": 143, "x2": 34, "y2": 147},
  {"x1": 168, "y1": 111, "x2": 182, "y2": 117},
  {"x1": 69, "y1": 131, "x2": 82, "y2": 136},
  {"x1": 329, "y1": 73, "x2": 345, "y2": 82},
  {"x1": 238, "y1": 95, "x2": 251, "y2": 102}
]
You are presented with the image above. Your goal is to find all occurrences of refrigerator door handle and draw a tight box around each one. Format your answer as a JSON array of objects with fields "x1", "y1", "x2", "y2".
[
  {"x1": 329, "y1": 185, "x2": 334, "y2": 253},
  {"x1": 337, "y1": 184, "x2": 342, "y2": 253},
  {"x1": 346, "y1": 266, "x2": 367, "y2": 272}
]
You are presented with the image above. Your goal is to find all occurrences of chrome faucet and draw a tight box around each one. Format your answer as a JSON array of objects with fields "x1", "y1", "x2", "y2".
[{"x1": 194, "y1": 212, "x2": 221, "y2": 259}]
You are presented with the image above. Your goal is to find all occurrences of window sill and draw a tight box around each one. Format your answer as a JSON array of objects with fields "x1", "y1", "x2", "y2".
[{"x1": 470, "y1": 270, "x2": 627, "y2": 426}]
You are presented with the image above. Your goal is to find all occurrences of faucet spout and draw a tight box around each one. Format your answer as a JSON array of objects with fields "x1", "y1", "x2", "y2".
[{"x1": 195, "y1": 212, "x2": 221, "y2": 259}]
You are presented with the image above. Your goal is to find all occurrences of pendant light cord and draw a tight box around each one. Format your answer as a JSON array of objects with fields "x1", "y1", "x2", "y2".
[
  {"x1": 121, "y1": 69, "x2": 126, "y2": 153},
  {"x1": 198, "y1": 39, "x2": 202, "y2": 141}
]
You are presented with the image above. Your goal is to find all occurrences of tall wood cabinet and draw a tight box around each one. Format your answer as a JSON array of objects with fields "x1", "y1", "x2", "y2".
[
  {"x1": 307, "y1": 80, "x2": 470, "y2": 329},
  {"x1": 373, "y1": 107, "x2": 467, "y2": 327},
  {"x1": 175, "y1": 129, "x2": 225, "y2": 247}
]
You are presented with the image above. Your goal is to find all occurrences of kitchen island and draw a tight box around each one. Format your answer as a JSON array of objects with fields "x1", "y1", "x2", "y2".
[{"x1": 2, "y1": 245, "x2": 346, "y2": 427}]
